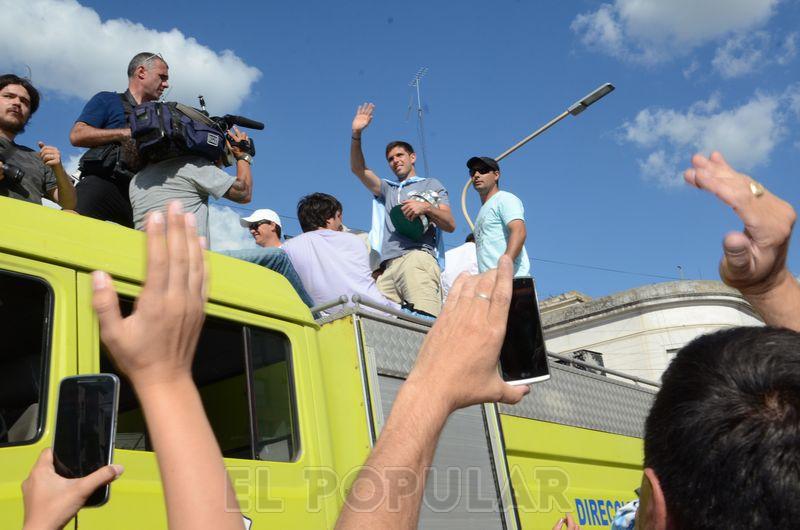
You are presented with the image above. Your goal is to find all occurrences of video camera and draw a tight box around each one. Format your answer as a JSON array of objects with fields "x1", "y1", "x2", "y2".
[
  {"x1": 0, "y1": 148, "x2": 25, "y2": 185},
  {"x1": 198, "y1": 95, "x2": 264, "y2": 156},
  {"x1": 130, "y1": 96, "x2": 265, "y2": 166}
]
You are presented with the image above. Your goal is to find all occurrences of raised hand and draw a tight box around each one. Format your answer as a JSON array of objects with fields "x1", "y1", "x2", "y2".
[
  {"x1": 351, "y1": 102, "x2": 374, "y2": 134},
  {"x1": 37, "y1": 142, "x2": 63, "y2": 170},
  {"x1": 408, "y1": 255, "x2": 529, "y2": 412},
  {"x1": 91, "y1": 201, "x2": 207, "y2": 390},
  {"x1": 227, "y1": 126, "x2": 250, "y2": 158},
  {"x1": 684, "y1": 151, "x2": 796, "y2": 295}
]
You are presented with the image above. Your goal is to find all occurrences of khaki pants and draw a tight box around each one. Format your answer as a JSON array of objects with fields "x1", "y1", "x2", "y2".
[{"x1": 376, "y1": 250, "x2": 442, "y2": 316}]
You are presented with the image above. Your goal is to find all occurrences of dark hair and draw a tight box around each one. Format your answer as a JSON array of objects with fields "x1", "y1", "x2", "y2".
[
  {"x1": 127, "y1": 52, "x2": 168, "y2": 78},
  {"x1": 272, "y1": 222, "x2": 282, "y2": 240},
  {"x1": 0, "y1": 74, "x2": 40, "y2": 115},
  {"x1": 384, "y1": 140, "x2": 414, "y2": 159},
  {"x1": 644, "y1": 326, "x2": 800, "y2": 528},
  {"x1": 465, "y1": 233, "x2": 475, "y2": 243},
  {"x1": 297, "y1": 193, "x2": 342, "y2": 232}
]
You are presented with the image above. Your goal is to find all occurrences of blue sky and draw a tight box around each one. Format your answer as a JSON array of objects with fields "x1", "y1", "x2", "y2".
[{"x1": 2, "y1": 0, "x2": 798, "y2": 299}]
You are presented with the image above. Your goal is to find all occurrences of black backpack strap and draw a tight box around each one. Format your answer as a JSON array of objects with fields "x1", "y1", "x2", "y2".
[{"x1": 119, "y1": 90, "x2": 138, "y2": 120}]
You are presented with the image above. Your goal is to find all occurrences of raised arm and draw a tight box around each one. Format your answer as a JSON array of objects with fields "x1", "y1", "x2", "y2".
[
  {"x1": 38, "y1": 142, "x2": 77, "y2": 210},
  {"x1": 92, "y1": 202, "x2": 244, "y2": 530},
  {"x1": 222, "y1": 127, "x2": 253, "y2": 204},
  {"x1": 684, "y1": 151, "x2": 799, "y2": 331},
  {"x1": 69, "y1": 121, "x2": 131, "y2": 148},
  {"x1": 350, "y1": 102, "x2": 382, "y2": 196},
  {"x1": 335, "y1": 256, "x2": 528, "y2": 529}
]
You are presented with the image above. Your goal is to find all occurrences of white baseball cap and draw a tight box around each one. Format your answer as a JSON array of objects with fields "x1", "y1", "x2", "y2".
[{"x1": 240, "y1": 209, "x2": 282, "y2": 228}]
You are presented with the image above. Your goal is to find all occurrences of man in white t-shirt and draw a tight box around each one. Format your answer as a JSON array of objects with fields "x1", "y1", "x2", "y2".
[
  {"x1": 468, "y1": 156, "x2": 531, "y2": 277},
  {"x1": 282, "y1": 192, "x2": 399, "y2": 310},
  {"x1": 441, "y1": 233, "x2": 478, "y2": 298}
]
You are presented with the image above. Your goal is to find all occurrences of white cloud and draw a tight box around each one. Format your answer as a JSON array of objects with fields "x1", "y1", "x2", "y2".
[
  {"x1": 712, "y1": 32, "x2": 769, "y2": 78},
  {"x1": 63, "y1": 153, "x2": 82, "y2": 177},
  {"x1": 0, "y1": 0, "x2": 261, "y2": 111},
  {"x1": 777, "y1": 32, "x2": 798, "y2": 65},
  {"x1": 622, "y1": 90, "x2": 791, "y2": 187},
  {"x1": 712, "y1": 31, "x2": 798, "y2": 78},
  {"x1": 682, "y1": 59, "x2": 700, "y2": 79},
  {"x1": 572, "y1": 0, "x2": 778, "y2": 64},
  {"x1": 208, "y1": 204, "x2": 257, "y2": 251}
]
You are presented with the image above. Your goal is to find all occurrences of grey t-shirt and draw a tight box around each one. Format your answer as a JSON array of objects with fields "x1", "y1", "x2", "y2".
[
  {"x1": 130, "y1": 155, "x2": 235, "y2": 238},
  {"x1": 377, "y1": 177, "x2": 450, "y2": 263},
  {"x1": 0, "y1": 137, "x2": 56, "y2": 205}
]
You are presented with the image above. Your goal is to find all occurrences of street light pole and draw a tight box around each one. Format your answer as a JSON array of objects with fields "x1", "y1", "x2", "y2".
[{"x1": 460, "y1": 83, "x2": 616, "y2": 230}]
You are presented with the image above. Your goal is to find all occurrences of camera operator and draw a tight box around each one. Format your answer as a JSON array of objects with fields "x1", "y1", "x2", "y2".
[
  {"x1": 70, "y1": 52, "x2": 169, "y2": 227},
  {"x1": 129, "y1": 126, "x2": 253, "y2": 242},
  {"x1": 0, "y1": 74, "x2": 76, "y2": 209}
]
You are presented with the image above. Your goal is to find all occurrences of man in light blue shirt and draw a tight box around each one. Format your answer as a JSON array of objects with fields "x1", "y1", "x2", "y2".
[{"x1": 469, "y1": 156, "x2": 530, "y2": 277}]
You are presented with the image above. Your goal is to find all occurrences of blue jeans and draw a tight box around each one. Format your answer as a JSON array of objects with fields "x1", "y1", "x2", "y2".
[{"x1": 219, "y1": 248, "x2": 315, "y2": 308}]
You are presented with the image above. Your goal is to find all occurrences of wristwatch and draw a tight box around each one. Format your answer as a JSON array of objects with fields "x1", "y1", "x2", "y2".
[{"x1": 236, "y1": 153, "x2": 253, "y2": 165}]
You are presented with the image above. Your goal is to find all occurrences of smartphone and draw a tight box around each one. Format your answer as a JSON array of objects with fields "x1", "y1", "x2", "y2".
[
  {"x1": 53, "y1": 374, "x2": 120, "y2": 507},
  {"x1": 499, "y1": 277, "x2": 551, "y2": 385}
]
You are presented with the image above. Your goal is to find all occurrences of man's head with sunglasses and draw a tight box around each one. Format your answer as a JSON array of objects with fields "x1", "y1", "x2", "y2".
[
  {"x1": 126, "y1": 52, "x2": 170, "y2": 104},
  {"x1": 240, "y1": 209, "x2": 282, "y2": 248},
  {"x1": 467, "y1": 156, "x2": 501, "y2": 201}
]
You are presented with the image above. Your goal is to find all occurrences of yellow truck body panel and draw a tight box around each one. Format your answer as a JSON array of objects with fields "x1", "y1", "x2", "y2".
[{"x1": 0, "y1": 197, "x2": 656, "y2": 528}]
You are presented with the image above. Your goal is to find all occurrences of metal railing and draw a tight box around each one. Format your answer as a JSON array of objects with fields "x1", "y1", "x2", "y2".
[
  {"x1": 546, "y1": 351, "x2": 661, "y2": 388},
  {"x1": 311, "y1": 294, "x2": 661, "y2": 389}
]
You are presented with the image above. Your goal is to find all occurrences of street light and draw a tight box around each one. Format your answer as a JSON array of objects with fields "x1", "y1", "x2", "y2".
[{"x1": 460, "y1": 83, "x2": 616, "y2": 230}]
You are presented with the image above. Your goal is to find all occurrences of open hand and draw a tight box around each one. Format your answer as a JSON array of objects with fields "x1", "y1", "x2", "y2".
[
  {"x1": 352, "y1": 103, "x2": 374, "y2": 134},
  {"x1": 91, "y1": 201, "x2": 208, "y2": 390},
  {"x1": 407, "y1": 255, "x2": 530, "y2": 412},
  {"x1": 684, "y1": 151, "x2": 796, "y2": 295}
]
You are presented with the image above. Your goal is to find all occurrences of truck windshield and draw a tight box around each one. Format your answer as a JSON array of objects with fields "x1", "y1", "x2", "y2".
[{"x1": 0, "y1": 271, "x2": 51, "y2": 446}]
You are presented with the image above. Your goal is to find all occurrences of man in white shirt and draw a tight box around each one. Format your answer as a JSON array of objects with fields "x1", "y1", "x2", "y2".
[
  {"x1": 441, "y1": 233, "x2": 478, "y2": 298},
  {"x1": 282, "y1": 193, "x2": 399, "y2": 310}
]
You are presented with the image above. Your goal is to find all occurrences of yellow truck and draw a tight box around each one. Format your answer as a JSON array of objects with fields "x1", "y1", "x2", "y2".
[{"x1": 0, "y1": 196, "x2": 657, "y2": 529}]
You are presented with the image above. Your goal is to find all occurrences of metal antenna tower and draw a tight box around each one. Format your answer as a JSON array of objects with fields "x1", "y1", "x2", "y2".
[{"x1": 408, "y1": 67, "x2": 430, "y2": 176}]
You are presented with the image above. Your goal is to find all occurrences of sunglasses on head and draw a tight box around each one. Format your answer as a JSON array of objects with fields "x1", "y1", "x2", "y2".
[
  {"x1": 142, "y1": 52, "x2": 165, "y2": 65},
  {"x1": 248, "y1": 220, "x2": 273, "y2": 231}
]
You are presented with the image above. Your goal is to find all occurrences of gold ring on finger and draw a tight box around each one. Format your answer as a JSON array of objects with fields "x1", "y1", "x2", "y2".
[{"x1": 749, "y1": 180, "x2": 765, "y2": 198}]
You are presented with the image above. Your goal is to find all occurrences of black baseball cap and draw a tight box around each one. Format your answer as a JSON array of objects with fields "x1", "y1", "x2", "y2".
[{"x1": 467, "y1": 156, "x2": 500, "y2": 172}]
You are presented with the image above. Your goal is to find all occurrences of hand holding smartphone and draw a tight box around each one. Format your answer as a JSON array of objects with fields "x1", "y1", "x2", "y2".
[
  {"x1": 52, "y1": 374, "x2": 120, "y2": 507},
  {"x1": 499, "y1": 277, "x2": 550, "y2": 385}
]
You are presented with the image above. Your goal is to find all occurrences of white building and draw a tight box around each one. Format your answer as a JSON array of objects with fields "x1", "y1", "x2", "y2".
[{"x1": 540, "y1": 280, "x2": 764, "y2": 383}]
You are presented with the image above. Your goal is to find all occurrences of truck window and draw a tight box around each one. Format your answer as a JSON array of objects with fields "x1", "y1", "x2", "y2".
[
  {"x1": 102, "y1": 298, "x2": 298, "y2": 462},
  {"x1": 250, "y1": 327, "x2": 297, "y2": 462},
  {"x1": 0, "y1": 271, "x2": 51, "y2": 446}
]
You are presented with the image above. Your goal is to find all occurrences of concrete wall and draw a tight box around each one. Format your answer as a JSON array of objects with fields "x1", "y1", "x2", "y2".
[{"x1": 542, "y1": 281, "x2": 763, "y2": 383}]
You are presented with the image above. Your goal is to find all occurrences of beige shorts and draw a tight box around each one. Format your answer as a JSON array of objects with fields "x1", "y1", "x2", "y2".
[{"x1": 376, "y1": 250, "x2": 442, "y2": 316}]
